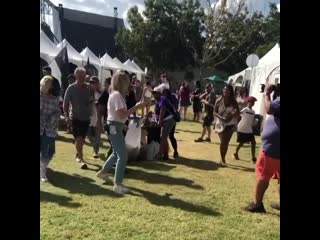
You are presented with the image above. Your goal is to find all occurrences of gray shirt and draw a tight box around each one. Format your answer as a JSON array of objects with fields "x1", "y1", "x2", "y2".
[{"x1": 64, "y1": 83, "x2": 93, "y2": 121}]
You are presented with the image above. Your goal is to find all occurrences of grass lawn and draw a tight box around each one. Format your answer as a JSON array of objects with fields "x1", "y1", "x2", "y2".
[{"x1": 40, "y1": 120, "x2": 279, "y2": 240}]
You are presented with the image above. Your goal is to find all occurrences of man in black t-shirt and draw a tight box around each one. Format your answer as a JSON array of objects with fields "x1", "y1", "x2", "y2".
[{"x1": 96, "y1": 77, "x2": 111, "y2": 131}]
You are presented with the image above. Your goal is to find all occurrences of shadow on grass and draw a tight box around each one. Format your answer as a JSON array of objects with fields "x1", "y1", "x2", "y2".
[
  {"x1": 40, "y1": 191, "x2": 81, "y2": 208},
  {"x1": 126, "y1": 168, "x2": 203, "y2": 190},
  {"x1": 129, "y1": 161, "x2": 176, "y2": 172},
  {"x1": 56, "y1": 135, "x2": 74, "y2": 144},
  {"x1": 129, "y1": 187, "x2": 221, "y2": 217},
  {"x1": 57, "y1": 135, "x2": 110, "y2": 150},
  {"x1": 171, "y1": 157, "x2": 220, "y2": 171},
  {"x1": 226, "y1": 163, "x2": 255, "y2": 173},
  {"x1": 176, "y1": 129, "x2": 202, "y2": 134},
  {"x1": 47, "y1": 169, "x2": 121, "y2": 198}
]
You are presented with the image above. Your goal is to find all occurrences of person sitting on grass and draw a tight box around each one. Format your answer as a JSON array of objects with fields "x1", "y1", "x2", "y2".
[
  {"x1": 233, "y1": 96, "x2": 257, "y2": 163},
  {"x1": 195, "y1": 92, "x2": 216, "y2": 143},
  {"x1": 244, "y1": 84, "x2": 280, "y2": 213}
]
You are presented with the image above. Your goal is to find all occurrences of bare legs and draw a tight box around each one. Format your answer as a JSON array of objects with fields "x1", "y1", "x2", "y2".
[
  {"x1": 179, "y1": 106, "x2": 188, "y2": 121},
  {"x1": 218, "y1": 128, "x2": 234, "y2": 164}
]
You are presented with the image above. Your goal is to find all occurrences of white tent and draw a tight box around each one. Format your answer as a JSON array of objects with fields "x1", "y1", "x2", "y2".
[
  {"x1": 123, "y1": 59, "x2": 140, "y2": 74},
  {"x1": 101, "y1": 53, "x2": 121, "y2": 70},
  {"x1": 40, "y1": 31, "x2": 59, "y2": 63},
  {"x1": 113, "y1": 58, "x2": 132, "y2": 72},
  {"x1": 57, "y1": 39, "x2": 83, "y2": 66},
  {"x1": 80, "y1": 47, "x2": 101, "y2": 69},
  {"x1": 131, "y1": 60, "x2": 145, "y2": 74},
  {"x1": 249, "y1": 44, "x2": 280, "y2": 115},
  {"x1": 99, "y1": 53, "x2": 121, "y2": 81},
  {"x1": 40, "y1": 31, "x2": 61, "y2": 83}
]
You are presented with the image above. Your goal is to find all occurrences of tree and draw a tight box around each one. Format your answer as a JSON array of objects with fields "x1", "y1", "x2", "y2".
[
  {"x1": 255, "y1": 3, "x2": 280, "y2": 58},
  {"x1": 115, "y1": 0, "x2": 205, "y2": 76},
  {"x1": 185, "y1": 0, "x2": 265, "y2": 80}
]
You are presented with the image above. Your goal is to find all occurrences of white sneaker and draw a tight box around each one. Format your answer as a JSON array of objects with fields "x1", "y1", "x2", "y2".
[
  {"x1": 113, "y1": 184, "x2": 130, "y2": 194},
  {"x1": 96, "y1": 170, "x2": 113, "y2": 184},
  {"x1": 41, "y1": 177, "x2": 48, "y2": 182}
]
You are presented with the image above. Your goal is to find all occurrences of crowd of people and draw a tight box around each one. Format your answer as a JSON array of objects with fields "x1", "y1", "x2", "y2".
[{"x1": 40, "y1": 66, "x2": 280, "y2": 212}]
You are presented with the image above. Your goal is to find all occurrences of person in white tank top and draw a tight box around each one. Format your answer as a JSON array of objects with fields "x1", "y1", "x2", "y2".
[{"x1": 141, "y1": 79, "x2": 153, "y2": 116}]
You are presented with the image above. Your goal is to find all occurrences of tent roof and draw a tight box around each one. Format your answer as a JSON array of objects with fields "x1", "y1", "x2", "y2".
[
  {"x1": 57, "y1": 39, "x2": 83, "y2": 65},
  {"x1": 101, "y1": 53, "x2": 121, "y2": 70},
  {"x1": 257, "y1": 43, "x2": 280, "y2": 67},
  {"x1": 40, "y1": 31, "x2": 59, "y2": 58},
  {"x1": 131, "y1": 60, "x2": 145, "y2": 74},
  {"x1": 80, "y1": 47, "x2": 101, "y2": 66},
  {"x1": 113, "y1": 58, "x2": 131, "y2": 72},
  {"x1": 123, "y1": 59, "x2": 140, "y2": 73}
]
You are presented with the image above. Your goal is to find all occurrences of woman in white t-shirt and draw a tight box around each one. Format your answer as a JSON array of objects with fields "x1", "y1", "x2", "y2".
[
  {"x1": 96, "y1": 72, "x2": 145, "y2": 194},
  {"x1": 233, "y1": 96, "x2": 257, "y2": 163}
]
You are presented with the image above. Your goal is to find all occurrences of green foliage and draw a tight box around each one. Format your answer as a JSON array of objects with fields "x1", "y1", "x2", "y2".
[{"x1": 115, "y1": 1, "x2": 280, "y2": 75}]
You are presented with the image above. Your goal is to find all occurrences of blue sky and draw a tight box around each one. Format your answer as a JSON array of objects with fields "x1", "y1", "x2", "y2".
[{"x1": 50, "y1": 0, "x2": 280, "y2": 26}]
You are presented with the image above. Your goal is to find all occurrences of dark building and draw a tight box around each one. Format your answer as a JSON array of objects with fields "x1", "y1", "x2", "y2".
[
  {"x1": 60, "y1": 7, "x2": 125, "y2": 59},
  {"x1": 41, "y1": 0, "x2": 125, "y2": 60}
]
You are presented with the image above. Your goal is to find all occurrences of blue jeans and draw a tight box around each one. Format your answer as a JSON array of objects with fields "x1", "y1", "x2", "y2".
[
  {"x1": 87, "y1": 126, "x2": 101, "y2": 154},
  {"x1": 40, "y1": 131, "x2": 55, "y2": 162},
  {"x1": 101, "y1": 121, "x2": 128, "y2": 185}
]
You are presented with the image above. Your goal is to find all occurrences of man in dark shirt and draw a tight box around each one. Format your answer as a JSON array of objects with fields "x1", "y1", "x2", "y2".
[{"x1": 245, "y1": 84, "x2": 280, "y2": 213}]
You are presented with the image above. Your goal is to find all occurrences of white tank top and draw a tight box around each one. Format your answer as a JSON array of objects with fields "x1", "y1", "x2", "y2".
[{"x1": 144, "y1": 88, "x2": 152, "y2": 98}]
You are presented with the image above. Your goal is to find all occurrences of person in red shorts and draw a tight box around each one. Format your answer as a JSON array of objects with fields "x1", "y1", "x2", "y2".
[{"x1": 244, "y1": 84, "x2": 280, "y2": 213}]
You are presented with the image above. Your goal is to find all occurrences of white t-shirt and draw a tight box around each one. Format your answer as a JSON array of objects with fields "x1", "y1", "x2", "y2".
[
  {"x1": 237, "y1": 107, "x2": 255, "y2": 133},
  {"x1": 107, "y1": 91, "x2": 127, "y2": 123}
]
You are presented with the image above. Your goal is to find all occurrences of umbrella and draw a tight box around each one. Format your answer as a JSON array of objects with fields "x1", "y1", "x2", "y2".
[{"x1": 205, "y1": 75, "x2": 226, "y2": 82}]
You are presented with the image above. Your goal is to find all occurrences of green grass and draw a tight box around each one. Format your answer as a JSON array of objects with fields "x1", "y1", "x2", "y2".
[{"x1": 40, "y1": 120, "x2": 279, "y2": 240}]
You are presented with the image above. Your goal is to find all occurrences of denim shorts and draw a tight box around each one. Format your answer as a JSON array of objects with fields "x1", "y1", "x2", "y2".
[{"x1": 162, "y1": 118, "x2": 176, "y2": 136}]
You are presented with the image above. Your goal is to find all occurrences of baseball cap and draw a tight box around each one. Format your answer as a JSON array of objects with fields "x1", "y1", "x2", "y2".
[{"x1": 246, "y1": 96, "x2": 257, "y2": 102}]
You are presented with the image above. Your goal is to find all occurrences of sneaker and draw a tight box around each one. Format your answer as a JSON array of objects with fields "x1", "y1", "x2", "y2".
[
  {"x1": 41, "y1": 176, "x2": 48, "y2": 182},
  {"x1": 194, "y1": 138, "x2": 204, "y2": 142},
  {"x1": 270, "y1": 202, "x2": 280, "y2": 211},
  {"x1": 173, "y1": 151, "x2": 179, "y2": 158},
  {"x1": 113, "y1": 184, "x2": 130, "y2": 194},
  {"x1": 244, "y1": 202, "x2": 266, "y2": 213},
  {"x1": 205, "y1": 138, "x2": 211, "y2": 142},
  {"x1": 96, "y1": 170, "x2": 113, "y2": 184},
  {"x1": 80, "y1": 162, "x2": 88, "y2": 169},
  {"x1": 252, "y1": 157, "x2": 257, "y2": 163},
  {"x1": 233, "y1": 153, "x2": 240, "y2": 160}
]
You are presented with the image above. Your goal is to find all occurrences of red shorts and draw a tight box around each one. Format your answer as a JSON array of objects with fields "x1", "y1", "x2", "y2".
[{"x1": 256, "y1": 151, "x2": 280, "y2": 181}]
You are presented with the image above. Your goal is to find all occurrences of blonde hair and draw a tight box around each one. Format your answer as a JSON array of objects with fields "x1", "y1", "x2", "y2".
[
  {"x1": 111, "y1": 71, "x2": 129, "y2": 95},
  {"x1": 40, "y1": 76, "x2": 53, "y2": 95}
]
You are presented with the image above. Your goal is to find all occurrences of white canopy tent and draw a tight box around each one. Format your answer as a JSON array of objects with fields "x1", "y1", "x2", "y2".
[
  {"x1": 80, "y1": 47, "x2": 101, "y2": 69},
  {"x1": 123, "y1": 59, "x2": 140, "y2": 74},
  {"x1": 113, "y1": 58, "x2": 132, "y2": 72},
  {"x1": 99, "y1": 53, "x2": 122, "y2": 81},
  {"x1": 40, "y1": 31, "x2": 59, "y2": 63},
  {"x1": 131, "y1": 60, "x2": 145, "y2": 74},
  {"x1": 249, "y1": 44, "x2": 280, "y2": 115},
  {"x1": 57, "y1": 39, "x2": 83, "y2": 66},
  {"x1": 40, "y1": 31, "x2": 61, "y2": 83}
]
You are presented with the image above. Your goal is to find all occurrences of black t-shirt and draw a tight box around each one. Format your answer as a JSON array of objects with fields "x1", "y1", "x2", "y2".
[
  {"x1": 97, "y1": 90, "x2": 109, "y2": 107},
  {"x1": 192, "y1": 88, "x2": 201, "y2": 103}
]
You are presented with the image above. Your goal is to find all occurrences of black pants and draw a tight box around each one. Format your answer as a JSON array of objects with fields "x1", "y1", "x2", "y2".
[{"x1": 169, "y1": 122, "x2": 177, "y2": 152}]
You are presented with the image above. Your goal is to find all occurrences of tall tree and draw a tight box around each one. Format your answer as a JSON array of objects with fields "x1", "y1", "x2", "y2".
[{"x1": 115, "y1": 0, "x2": 205, "y2": 76}]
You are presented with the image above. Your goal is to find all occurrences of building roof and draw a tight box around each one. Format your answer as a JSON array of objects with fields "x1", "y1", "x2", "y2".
[{"x1": 61, "y1": 7, "x2": 124, "y2": 29}]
